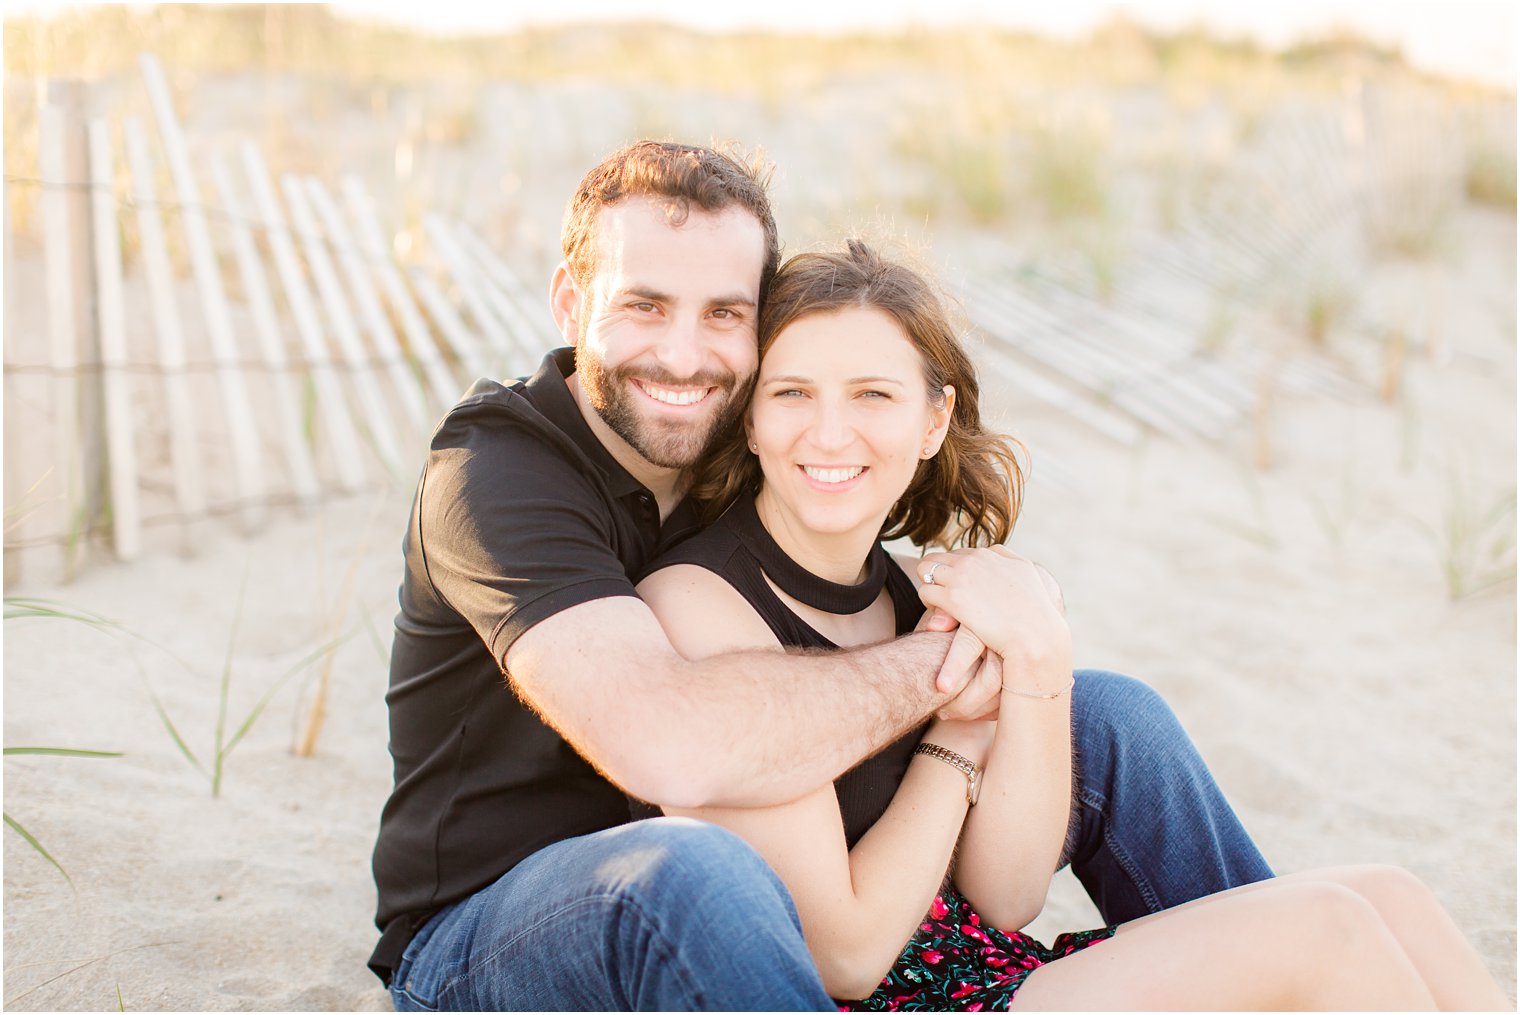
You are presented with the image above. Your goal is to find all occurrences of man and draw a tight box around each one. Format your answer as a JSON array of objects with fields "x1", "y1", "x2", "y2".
[{"x1": 372, "y1": 141, "x2": 1271, "y2": 1011}]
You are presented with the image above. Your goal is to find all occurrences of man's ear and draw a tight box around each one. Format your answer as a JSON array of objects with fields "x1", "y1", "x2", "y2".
[{"x1": 549, "y1": 262, "x2": 582, "y2": 345}]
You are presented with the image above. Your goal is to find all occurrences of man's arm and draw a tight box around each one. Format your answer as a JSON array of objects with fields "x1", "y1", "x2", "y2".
[{"x1": 504, "y1": 594, "x2": 957, "y2": 810}]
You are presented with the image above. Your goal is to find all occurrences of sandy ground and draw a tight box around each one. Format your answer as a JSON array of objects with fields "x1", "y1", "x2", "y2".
[{"x1": 2, "y1": 52, "x2": 1515, "y2": 1010}]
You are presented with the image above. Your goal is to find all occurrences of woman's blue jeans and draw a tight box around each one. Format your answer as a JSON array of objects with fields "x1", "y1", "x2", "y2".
[{"x1": 389, "y1": 670, "x2": 1273, "y2": 1012}]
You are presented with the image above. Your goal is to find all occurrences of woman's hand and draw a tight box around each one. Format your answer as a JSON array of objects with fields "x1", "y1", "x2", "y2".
[{"x1": 916, "y1": 547, "x2": 1071, "y2": 696}]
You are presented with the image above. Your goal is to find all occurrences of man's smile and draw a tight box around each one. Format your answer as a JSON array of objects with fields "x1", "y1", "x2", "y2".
[{"x1": 633, "y1": 379, "x2": 716, "y2": 408}]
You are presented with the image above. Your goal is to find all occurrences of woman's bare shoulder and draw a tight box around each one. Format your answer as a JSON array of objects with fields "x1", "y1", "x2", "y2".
[{"x1": 636, "y1": 563, "x2": 782, "y2": 660}]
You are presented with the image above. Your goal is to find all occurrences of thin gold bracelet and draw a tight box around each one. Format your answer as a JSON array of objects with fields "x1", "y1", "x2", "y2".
[{"x1": 1004, "y1": 674, "x2": 1075, "y2": 700}]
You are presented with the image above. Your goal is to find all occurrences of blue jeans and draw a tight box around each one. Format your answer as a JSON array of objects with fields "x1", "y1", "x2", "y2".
[{"x1": 389, "y1": 669, "x2": 1272, "y2": 1011}]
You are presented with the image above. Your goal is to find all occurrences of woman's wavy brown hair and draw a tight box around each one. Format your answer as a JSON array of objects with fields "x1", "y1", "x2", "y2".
[{"x1": 690, "y1": 240, "x2": 1025, "y2": 549}]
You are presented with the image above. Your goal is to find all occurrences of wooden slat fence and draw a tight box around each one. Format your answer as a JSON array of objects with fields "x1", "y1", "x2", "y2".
[{"x1": 2, "y1": 54, "x2": 551, "y2": 584}]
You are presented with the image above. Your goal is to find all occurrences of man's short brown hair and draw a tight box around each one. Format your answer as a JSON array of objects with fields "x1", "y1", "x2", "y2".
[{"x1": 561, "y1": 140, "x2": 781, "y2": 301}]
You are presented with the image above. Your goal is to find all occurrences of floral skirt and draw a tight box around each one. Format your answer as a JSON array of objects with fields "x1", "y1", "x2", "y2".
[{"x1": 840, "y1": 887, "x2": 1115, "y2": 1012}]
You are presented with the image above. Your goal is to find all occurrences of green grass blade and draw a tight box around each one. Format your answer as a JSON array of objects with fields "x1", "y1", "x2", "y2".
[
  {"x1": 3, "y1": 597, "x2": 118, "y2": 627},
  {"x1": 4, "y1": 811, "x2": 73, "y2": 886},
  {"x1": 222, "y1": 626, "x2": 360, "y2": 759},
  {"x1": 212, "y1": 566, "x2": 251, "y2": 798},
  {"x1": 141, "y1": 680, "x2": 206, "y2": 777},
  {"x1": 4, "y1": 747, "x2": 122, "y2": 759}
]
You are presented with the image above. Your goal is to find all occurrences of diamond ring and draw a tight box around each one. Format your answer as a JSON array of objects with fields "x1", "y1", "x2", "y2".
[{"x1": 923, "y1": 562, "x2": 943, "y2": 586}]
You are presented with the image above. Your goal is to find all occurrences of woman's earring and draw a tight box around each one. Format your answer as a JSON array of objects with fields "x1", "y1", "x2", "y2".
[{"x1": 749, "y1": 442, "x2": 758, "y2": 453}]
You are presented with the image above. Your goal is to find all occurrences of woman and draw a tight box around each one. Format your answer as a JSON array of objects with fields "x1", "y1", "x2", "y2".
[{"x1": 634, "y1": 241, "x2": 1507, "y2": 1010}]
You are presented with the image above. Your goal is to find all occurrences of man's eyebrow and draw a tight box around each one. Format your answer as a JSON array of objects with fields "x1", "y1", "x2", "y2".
[
  {"x1": 611, "y1": 287, "x2": 756, "y2": 309},
  {"x1": 613, "y1": 286, "x2": 674, "y2": 303},
  {"x1": 708, "y1": 293, "x2": 757, "y2": 309}
]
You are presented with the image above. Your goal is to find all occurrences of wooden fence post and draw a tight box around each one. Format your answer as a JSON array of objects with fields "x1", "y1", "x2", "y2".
[
  {"x1": 3, "y1": 177, "x2": 20, "y2": 587},
  {"x1": 123, "y1": 118, "x2": 208, "y2": 547},
  {"x1": 39, "y1": 84, "x2": 95, "y2": 579},
  {"x1": 87, "y1": 118, "x2": 141, "y2": 561}
]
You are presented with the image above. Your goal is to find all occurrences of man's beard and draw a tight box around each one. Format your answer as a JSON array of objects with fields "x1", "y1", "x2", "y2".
[{"x1": 576, "y1": 347, "x2": 748, "y2": 469}]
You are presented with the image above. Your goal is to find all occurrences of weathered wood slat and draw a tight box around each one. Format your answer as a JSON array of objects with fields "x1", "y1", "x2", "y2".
[
  {"x1": 971, "y1": 284, "x2": 1202, "y2": 440},
  {"x1": 123, "y1": 119, "x2": 209, "y2": 536},
  {"x1": 453, "y1": 227, "x2": 547, "y2": 369},
  {"x1": 239, "y1": 143, "x2": 367, "y2": 493},
  {"x1": 282, "y1": 174, "x2": 408, "y2": 480},
  {"x1": 969, "y1": 327, "x2": 1144, "y2": 447},
  {"x1": 39, "y1": 105, "x2": 85, "y2": 559},
  {"x1": 423, "y1": 214, "x2": 518, "y2": 376},
  {"x1": 3, "y1": 176, "x2": 19, "y2": 584},
  {"x1": 453, "y1": 223, "x2": 560, "y2": 356},
  {"x1": 304, "y1": 177, "x2": 431, "y2": 439},
  {"x1": 139, "y1": 52, "x2": 266, "y2": 531},
  {"x1": 340, "y1": 175, "x2": 462, "y2": 416},
  {"x1": 86, "y1": 119, "x2": 141, "y2": 561},
  {"x1": 411, "y1": 269, "x2": 491, "y2": 383},
  {"x1": 207, "y1": 151, "x2": 322, "y2": 509}
]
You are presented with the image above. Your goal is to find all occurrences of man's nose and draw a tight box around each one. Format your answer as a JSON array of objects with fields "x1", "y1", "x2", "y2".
[{"x1": 653, "y1": 313, "x2": 705, "y2": 379}]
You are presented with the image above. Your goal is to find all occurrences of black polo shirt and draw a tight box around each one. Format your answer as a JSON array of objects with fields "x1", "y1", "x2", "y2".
[{"x1": 369, "y1": 348, "x2": 700, "y2": 982}]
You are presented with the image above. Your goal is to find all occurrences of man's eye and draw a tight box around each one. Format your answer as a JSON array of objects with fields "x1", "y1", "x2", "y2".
[{"x1": 631, "y1": 302, "x2": 656, "y2": 313}]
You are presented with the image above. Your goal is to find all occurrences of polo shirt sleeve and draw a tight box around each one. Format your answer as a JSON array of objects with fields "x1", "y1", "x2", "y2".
[{"x1": 415, "y1": 412, "x2": 638, "y2": 669}]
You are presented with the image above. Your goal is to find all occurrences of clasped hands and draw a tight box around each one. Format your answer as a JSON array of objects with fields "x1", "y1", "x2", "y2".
[{"x1": 913, "y1": 546, "x2": 1072, "y2": 722}]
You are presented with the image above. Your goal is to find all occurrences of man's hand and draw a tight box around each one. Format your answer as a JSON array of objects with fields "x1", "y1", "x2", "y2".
[
  {"x1": 915, "y1": 607, "x2": 998, "y2": 720},
  {"x1": 933, "y1": 627, "x2": 1002, "y2": 721}
]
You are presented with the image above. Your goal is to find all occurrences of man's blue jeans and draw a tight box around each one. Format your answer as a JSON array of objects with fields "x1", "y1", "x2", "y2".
[{"x1": 389, "y1": 670, "x2": 1273, "y2": 1012}]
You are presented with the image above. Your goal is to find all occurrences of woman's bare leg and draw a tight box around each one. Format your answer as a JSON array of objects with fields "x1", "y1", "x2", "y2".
[
  {"x1": 1009, "y1": 880, "x2": 1435, "y2": 1011},
  {"x1": 1119, "y1": 865, "x2": 1508, "y2": 1011}
]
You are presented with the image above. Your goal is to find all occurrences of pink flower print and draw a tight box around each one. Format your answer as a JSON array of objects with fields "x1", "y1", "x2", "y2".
[
  {"x1": 966, "y1": 1004, "x2": 984, "y2": 1013},
  {"x1": 960, "y1": 924, "x2": 991, "y2": 945},
  {"x1": 929, "y1": 896, "x2": 950, "y2": 920},
  {"x1": 919, "y1": 949, "x2": 944, "y2": 965},
  {"x1": 950, "y1": 981, "x2": 979, "y2": 1000}
]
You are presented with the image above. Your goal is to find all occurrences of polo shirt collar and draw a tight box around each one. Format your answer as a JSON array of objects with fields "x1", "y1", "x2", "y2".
[{"x1": 524, "y1": 348, "x2": 652, "y2": 502}]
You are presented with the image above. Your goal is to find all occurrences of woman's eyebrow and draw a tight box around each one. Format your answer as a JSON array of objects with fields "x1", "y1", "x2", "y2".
[{"x1": 761, "y1": 374, "x2": 906, "y2": 385}]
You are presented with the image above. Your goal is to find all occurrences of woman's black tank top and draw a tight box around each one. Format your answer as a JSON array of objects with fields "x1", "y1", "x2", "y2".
[{"x1": 632, "y1": 497, "x2": 928, "y2": 846}]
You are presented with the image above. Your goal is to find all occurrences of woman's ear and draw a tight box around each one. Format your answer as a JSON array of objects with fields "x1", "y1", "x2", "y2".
[
  {"x1": 549, "y1": 263, "x2": 582, "y2": 345},
  {"x1": 922, "y1": 384, "x2": 955, "y2": 459}
]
